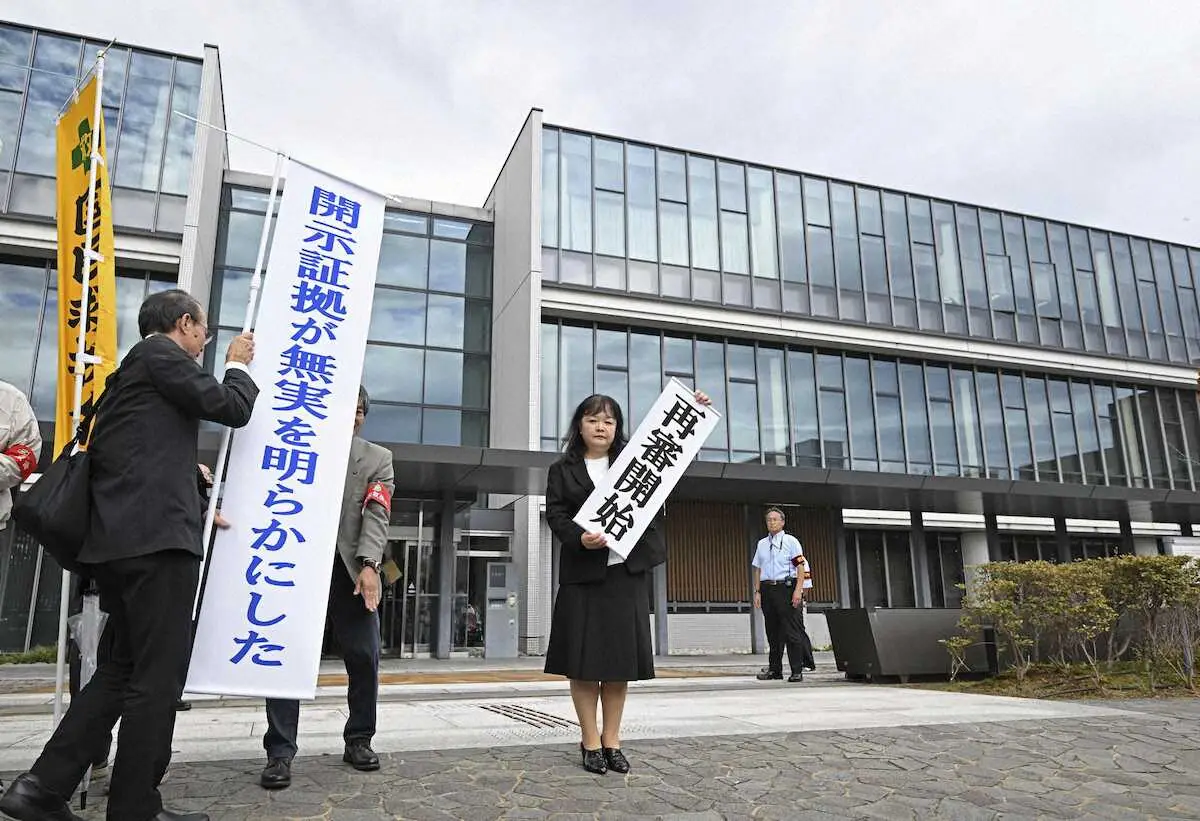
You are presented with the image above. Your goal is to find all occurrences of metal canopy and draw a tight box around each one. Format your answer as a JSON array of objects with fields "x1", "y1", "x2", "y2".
[{"x1": 196, "y1": 433, "x2": 1200, "y2": 522}]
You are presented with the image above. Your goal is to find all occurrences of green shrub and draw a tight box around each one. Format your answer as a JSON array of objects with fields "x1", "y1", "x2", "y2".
[
  {"x1": 0, "y1": 644, "x2": 57, "y2": 665},
  {"x1": 949, "y1": 555, "x2": 1199, "y2": 693}
]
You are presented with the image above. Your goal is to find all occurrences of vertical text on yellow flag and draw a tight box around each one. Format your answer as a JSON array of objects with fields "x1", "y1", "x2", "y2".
[{"x1": 55, "y1": 73, "x2": 117, "y2": 455}]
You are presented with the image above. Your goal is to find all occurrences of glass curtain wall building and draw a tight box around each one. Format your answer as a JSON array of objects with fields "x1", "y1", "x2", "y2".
[
  {"x1": 541, "y1": 126, "x2": 1200, "y2": 366},
  {"x1": 0, "y1": 22, "x2": 202, "y2": 231},
  {"x1": 540, "y1": 320, "x2": 1200, "y2": 491},
  {"x1": 524, "y1": 117, "x2": 1200, "y2": 651},
  {"x1": 3, "y1": 19, "x2": 1200, "y2": 656},
  {"x1": 206, "y1": 186, "x2": 494, "y2": 447}
]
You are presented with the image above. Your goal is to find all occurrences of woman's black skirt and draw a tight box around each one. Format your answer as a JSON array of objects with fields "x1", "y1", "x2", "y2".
[{"x1": 544, "y1": 563, "x2": 654, "y2": 682}]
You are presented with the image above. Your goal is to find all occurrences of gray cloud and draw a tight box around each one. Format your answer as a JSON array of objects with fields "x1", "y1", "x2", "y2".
[{"x1": 10, "y1": 0, "x2": 1199, "y2": 244}]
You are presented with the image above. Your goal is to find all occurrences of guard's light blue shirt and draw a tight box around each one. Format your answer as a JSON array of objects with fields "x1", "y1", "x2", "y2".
[{"x1": 752, "y1": 531, "x2": 803, "y2": 581}]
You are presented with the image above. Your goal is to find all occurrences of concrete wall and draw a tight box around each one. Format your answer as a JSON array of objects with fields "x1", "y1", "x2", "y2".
[
  {"x1": 1134, "y1": 537, "x2": 1159, "y2": 556},
  {"x1": 177, "y1": 43, "x2": 228, "y2": 308},
  {"x1": 649, "y1": 612, "x2": 831, "y2": 655},
  {"x1": 484, "y1": 109, "x2": 545, "y2": 653}
]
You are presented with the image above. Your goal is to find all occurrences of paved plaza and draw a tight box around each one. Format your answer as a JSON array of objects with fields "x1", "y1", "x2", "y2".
[
  {"x1": 13, "y1": 698, "x2": 1197, "y2": 820},
  {"x1": 3, "y1": 656, "x2": 1200, "y2": 820}
]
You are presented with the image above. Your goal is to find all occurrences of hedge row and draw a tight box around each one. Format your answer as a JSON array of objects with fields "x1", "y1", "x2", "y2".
[{"x1": 945, "y1": 554, "x2": 1200, "y2": 689}]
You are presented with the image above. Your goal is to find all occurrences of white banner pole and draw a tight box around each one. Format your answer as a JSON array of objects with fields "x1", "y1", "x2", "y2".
[
  {"x1": 53, "y1": 51, "x2": 107, "y2": 727},
  {"x1": 193, "y1": 151, "x2": 285, "y2": 618}
]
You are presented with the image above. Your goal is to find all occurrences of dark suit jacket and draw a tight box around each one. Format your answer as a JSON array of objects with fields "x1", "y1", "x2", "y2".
[
  {"x1": 79, "y1": 334, "x2": 259, "y2": 564},
  {"x1": 545, "y1": 456, "x2": 666, "y2": 585}
]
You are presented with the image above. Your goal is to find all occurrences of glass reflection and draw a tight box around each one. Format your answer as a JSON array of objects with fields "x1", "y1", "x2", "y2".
[
  {"x1": 688, "y1": 156, "x2": 719, "y2": 270},
  {"x1": 0, "y1": 259, "x2": 46, "y2": 391},
  {"x1": 626, "y1": 145, "x2": 656, "y2": 261},
  {"x1": 364, "y1": 344, "x2": 424, "y2": 403},
  {"x1": 369, "y1": 289, "x2": 426, "y2": 346},
  {"x1": 429, "y1": 240, "x2": 467, "y2": 292},
  {"x1": 560, "y1": 133, "x2": 591, "y2": 253},
  {"x1": 424, "y1": 350, "x2": 464, "y2": 406},
  {"x1": 377, "y1": 234, "x2": 429, "y2": 289}
]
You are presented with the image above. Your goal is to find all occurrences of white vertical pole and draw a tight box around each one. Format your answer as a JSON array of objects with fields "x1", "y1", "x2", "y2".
[
  {"x1": 53, "y1": 52, "x2": 107, "y2": 725},
  {"x1": 192, "y1": 152, "x2": 285, "y2": 618}
]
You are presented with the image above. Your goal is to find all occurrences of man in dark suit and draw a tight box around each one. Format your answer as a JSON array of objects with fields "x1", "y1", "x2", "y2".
[
  {"x1": 0, "y1": 290, "x2": 258, "y2": 821},
  {"x1": 259, "y1": 386, "x2": 394, "y2": 790}
]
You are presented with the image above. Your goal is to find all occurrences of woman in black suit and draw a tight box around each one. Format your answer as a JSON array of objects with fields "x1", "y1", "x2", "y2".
[{"x1": 544, "y1": 390, "x2": 709, "y2": 775}]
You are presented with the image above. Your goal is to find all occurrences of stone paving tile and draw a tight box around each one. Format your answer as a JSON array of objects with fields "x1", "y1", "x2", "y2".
[{"x1": 9, "y1": 698, "x2": 1200, "y2": 820}]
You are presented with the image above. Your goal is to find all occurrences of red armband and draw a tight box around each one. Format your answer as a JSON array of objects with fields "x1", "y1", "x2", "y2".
[
  {"x1": 363, "y1": 481, "x2": 391, "y2": 514},
  {"x1": 4, "y1": 443, "x2": 38, "y2": 481},
  {"x1": 791, "y1": 554, "x2": 805, "y2": 568}
]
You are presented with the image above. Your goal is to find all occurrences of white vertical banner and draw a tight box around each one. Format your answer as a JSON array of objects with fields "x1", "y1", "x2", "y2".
[
  {"x1": 187, "y1": 160, "x2": 385, "y2": 699},
  {"x1": 573, "y1": 378, "x2": 720, "y2": 558}
]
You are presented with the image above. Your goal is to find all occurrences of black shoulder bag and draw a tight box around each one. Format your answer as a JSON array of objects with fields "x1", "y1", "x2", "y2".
[{"x1": 13, "y1": 370, "x2": 119, "y2": 573}]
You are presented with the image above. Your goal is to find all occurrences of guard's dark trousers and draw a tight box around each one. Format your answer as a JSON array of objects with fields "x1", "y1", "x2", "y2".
[
  {"x1": 263, "y1": 561, "x2": 380, "y2": 759},
  {"x1": 760, "y1": 580, "x2": 815, "y2": 674},
  {"x1": 30, "y1": 550, "x2": 199, "y2": 821}
]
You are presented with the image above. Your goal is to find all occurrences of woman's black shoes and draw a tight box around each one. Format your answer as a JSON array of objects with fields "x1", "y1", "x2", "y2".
[
  {"x1": 580, "y1": 743, "x2": 607, "y2": 774},
  {"x1": 603, "y1": 747, "x2": 630, "y2": 773}
]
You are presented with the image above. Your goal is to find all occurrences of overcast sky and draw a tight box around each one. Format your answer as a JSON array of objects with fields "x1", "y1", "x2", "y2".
[{"x1": 12, "y1": 1, "x2": 1200, "y2": 246}]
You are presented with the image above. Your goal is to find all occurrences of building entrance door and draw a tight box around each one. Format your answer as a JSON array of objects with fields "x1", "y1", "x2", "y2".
[
  {"x1": 451, "y1": 534, "x2": 512, "y2": 655},
  {"x1": 376, "y1": 500, "x2": 441, "y2": 657}
]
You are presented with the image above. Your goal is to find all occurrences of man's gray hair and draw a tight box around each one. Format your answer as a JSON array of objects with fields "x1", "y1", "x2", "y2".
[{"x1": 138, "y1": 289, "x2": 202, "y2": 338}]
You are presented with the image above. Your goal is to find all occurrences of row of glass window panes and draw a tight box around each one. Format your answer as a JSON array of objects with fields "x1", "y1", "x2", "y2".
[
  {"x1": 542, "y1": 128, "x2": 1200, "y2": 362},
  {"x1": 0, "y1": 172, "x2": 190, "y2": 233},
  {"x1": 542, "y1": 245, "x2": 1200, "y2": 364},
  {"x1": 223, "y1": 190, "x2": 496, "y2": 244},
  {"x1": 847, "y1": 531, "x2": 1126, "y2": 610},
  {"x1": 542, "y1": 244, "x2": 1200, "y2": 364},
  {"x1": 218, "y1": 211, "x2": 492, "y2": 297},
  {"x1": 214, "y1": 268, "x2": 491, "y2": 353},
  {"x1": 208, "y1": 327, "x2": 489, "y2": 409},
  {"x1": 846, "y1": 530, "x2": 917, "y2": 608},
  {"x1": 0, "y1": 26, "x2": 202, "y2": 194},
  {"x1": 540, "y1": 322, "x2": 1200, "y2": 490},
  {"x1": 354, "y1": 401, "x2": 487, "y2": 447},
  {"x1": 0, "y1": 264, "x2": 176, "y2": 419}
]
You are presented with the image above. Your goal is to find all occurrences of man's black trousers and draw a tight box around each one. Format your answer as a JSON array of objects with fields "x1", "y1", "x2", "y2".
[
  {"x1": 760, "y1": 580, "x2": 815, "y2": 675},
  {"x1": 31, "y1": 550, "x2": 199, "y2": 821}
]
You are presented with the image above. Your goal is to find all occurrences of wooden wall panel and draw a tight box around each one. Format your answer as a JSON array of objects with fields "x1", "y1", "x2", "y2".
[
  {"x1": 663, "y1": 502, "x2": 839, "y2": 604},
  {"x1": 663, "y1": 502, "x2": 746, "y2": 603},
  {"x1": 779, "y1": 506, "x2": 837, "y2": 604}
]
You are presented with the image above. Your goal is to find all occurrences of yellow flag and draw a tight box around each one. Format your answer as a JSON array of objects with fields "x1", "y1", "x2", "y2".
[{"x1": 55, "y1": 72, "x2": 117, "y2": 455}]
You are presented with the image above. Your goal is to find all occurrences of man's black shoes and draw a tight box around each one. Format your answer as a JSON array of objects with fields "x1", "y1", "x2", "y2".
[
  {"x1": 788, "y1": 672, "x2": 804, "y2": 682},
  {"x1": 343, "y1": 741, "x2": 380, "y2": 771},
  {"x1": 259, "y1": 757, "x2": 292, "y2": 790},
  {"x1": 755, "y1": 669, "x2": 783, "y2": 680},
  {"x1": 0, "y1": 773, "x2": 84, "y2": 821}
]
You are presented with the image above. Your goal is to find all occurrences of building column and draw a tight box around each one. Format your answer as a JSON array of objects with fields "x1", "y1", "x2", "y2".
[
  {"x1": 1119, "y1": 519, "x2": 1136, "y2": 556},
  {"x1": 1053, "y1": 516, "x2": 1072, "y2": 564},
  {"x1": 433, "y1": 492, "x2": 456, "y2": 659},
  {"x1": 834, "y1": 507, "x2": 852, "y2": 608},
  {"x1": 514, "y1": 496, "x2": 552, "y2": 656},
  {"x1": 748, "y1": 504, "x2": 765, "y2": 653},
  {"x1": 960, "y1": 529, "x2": 990, "y2": 598},
  {"x1": 909, "y1": 510, "x2": 932, "y2": 607},
  {"x1": 1134, "y1": 537, "x2": 1159, "y2": 556},
  {"x1": 984, "y1": 512, "x2": 1002, "y2": 562},
  {"x1": 653, "y1": 561, "x2": 668, "y2": 656}
]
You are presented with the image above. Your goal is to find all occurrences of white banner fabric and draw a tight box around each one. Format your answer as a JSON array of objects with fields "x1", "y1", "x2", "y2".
[
  {"x1": 187, "y1": 160, "x2": 385, "y2": 699},
  {"x1": 573, "y1": 378, "x2": 720, "y2": 559}
]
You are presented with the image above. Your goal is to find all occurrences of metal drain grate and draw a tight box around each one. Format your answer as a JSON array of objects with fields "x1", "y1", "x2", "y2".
[{"x1": 479, "y1": 703, "x2": 578, "y2": 729}]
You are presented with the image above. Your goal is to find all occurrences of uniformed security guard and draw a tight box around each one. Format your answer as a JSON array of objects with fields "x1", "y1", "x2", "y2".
[{"x1": 752, "y1": 507, "x2": 814, "y2": 682}]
